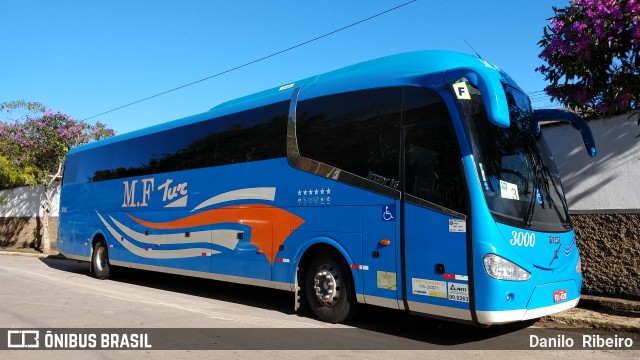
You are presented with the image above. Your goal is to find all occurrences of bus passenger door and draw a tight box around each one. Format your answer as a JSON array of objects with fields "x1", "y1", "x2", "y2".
[
  {"x1": 362, "y1": 202, "x2": 400, "y2": 308},
  {"x1": 401, "y1": 120, "x2": 471, "y2": 321}
]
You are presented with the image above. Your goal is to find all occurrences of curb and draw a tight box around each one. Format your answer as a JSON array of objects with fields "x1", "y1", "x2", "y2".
[
  {"x1": 579, "y1": 295, "x2": 640, "y2": 314},
  {"x1": 0, "y1": 250, "x2": 65, "y2": 260},
  {"x1": 540, "y1": 307, "x2": 640, "y2": 333}
]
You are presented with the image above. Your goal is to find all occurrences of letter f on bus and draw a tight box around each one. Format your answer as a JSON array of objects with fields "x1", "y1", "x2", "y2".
[{"x1": 453, "y1": 82, "x2": 471, "y2": 100}]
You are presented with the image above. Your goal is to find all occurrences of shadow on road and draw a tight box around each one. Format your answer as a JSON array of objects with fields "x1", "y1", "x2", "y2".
[{"x1": 40, "y1": 256, "x2": 540, "y2": 347}]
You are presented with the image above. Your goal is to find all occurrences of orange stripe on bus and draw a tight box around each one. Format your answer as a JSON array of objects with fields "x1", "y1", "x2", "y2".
[{"x1": 126, "y1": 204, "x2": 304, "y2": 265}]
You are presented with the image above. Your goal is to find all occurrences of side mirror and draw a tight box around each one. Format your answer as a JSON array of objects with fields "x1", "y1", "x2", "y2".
[{"x1": 533, "y1": 109, "x2": 597, "y2": 157}]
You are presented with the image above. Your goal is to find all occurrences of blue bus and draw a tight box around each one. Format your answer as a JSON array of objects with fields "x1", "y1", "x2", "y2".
[{"x1": 57, "y1": 50, "x2": 596, "y2": 325}]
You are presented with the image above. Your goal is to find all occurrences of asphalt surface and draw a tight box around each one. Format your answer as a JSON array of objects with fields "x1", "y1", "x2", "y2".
[
  {"x1": 1, "y1": 248, "x2": 638, "y2": 333},
  {"x1": 0, "y1": 250, "x2": 638, "y2": 359}
]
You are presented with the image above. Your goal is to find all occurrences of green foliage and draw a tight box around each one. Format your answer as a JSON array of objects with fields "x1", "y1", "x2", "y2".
[
  {"x1": 0, "y1": 100, "x2": 116, "y2": 188},
  {"x1": 0, "y1": 155, "x2": 41, "y2": 189},
  {"x1": 0, "y1": 100, "x2": 46, "y2": 114},
  {"x1": 536, "y1": 0, "x2": 640, "y2": 120}
]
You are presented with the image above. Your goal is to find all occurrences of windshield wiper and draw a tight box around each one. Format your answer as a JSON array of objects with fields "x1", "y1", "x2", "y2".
[
  {"x1": 523, "y1": 133, "x2": 555, "y2": 228},
  {"x1": 523, "y1": 137, "x2": 571, "y2": 228},
  {"x1": 523, "y1": 161, "x2": 542, "y2": 227},
  {"x1": 540, "y1": 161, "x2": 572, "y2": 228}
]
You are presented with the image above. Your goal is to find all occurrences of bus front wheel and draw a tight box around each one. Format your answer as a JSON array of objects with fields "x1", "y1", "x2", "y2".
[
  {"x1": 92, "y1": 241, "x2": 111, "y2": 280},
  {"x1": 304, "y1": 250, "x2": 358, "y2": 323}
]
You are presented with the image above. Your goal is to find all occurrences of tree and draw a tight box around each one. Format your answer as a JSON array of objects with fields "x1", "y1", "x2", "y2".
[
  {"x1": 1, "y1": 103, "x2": 115, "y2": 253},
  {"x1": 0, "y1": 101, "x2": 45, "y2": 207},
  {"x1": 536, "y1": 0, "x2": 640, "y2": 120},
  {"x1": 0, "y1": 100, "x2": 46, "y2": 116},
  {"x1": 0, "y1": 155, "x2": 40, "y2": 189}
]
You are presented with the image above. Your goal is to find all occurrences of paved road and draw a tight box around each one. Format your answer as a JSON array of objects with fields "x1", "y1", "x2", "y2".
[{"x1": 1, "y1": 255, "x2": 637, "y2": 359}]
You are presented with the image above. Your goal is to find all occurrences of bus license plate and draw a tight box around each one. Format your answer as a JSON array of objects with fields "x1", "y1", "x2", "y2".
[{"x1": 553, "y1": 289, "x2": 567, "y2": 303}]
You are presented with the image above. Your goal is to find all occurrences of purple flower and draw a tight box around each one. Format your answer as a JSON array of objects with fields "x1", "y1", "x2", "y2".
[
  {"x1": 596, "y1": 103, "x2": 610, "y2": 112},
  {"x1": 572, "y1": 87, "x2": 591, "y2": 106},
  {"x1": 616, "y1": 93, "x2": 632, "y2": 110}
]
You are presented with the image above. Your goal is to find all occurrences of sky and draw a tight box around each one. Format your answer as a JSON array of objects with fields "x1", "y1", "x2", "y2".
[{"x1": 1, "y1": 0, "x2": 568, "y2": 135}]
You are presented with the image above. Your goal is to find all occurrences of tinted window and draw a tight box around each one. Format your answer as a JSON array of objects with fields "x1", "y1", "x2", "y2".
[
  {"x1": 66, "y1": 101, "x2": 288, "y2": 184},
  {"x1": 215, "y1": 103, "x2": 288, "y2": 166},
  {"x1": 296, "y1": 87, "x2": 402, "y2": 187},
  {"x1": 403, "y1": 87, "x2": 465, "y2": 214}
]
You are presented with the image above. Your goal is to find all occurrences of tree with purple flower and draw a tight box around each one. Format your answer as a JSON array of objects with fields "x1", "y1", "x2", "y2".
[
  {"x1": 1, "y1": 100, "x2": 115, "y2": 254},
  {"x1": 537, "y1": 0, "x2": 639, "y2": 121}
]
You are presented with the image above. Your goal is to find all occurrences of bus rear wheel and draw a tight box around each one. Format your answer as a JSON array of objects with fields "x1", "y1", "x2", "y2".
[
  {"x1": 304, "y1": 250, "x2": 358, "y2": 323},
  {"x1": 92, "y1": 241, "x2": 111, "y2": 280}
]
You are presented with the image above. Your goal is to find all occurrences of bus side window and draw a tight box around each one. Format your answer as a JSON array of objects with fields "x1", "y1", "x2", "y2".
[
  {"x1": 402, "y1": 87, "x2": 466, "y2": 215},
  {"x1": 215, "y1": 102, "x2": 288, "y2": 166},
  {"x1": 80, "y1": 101, "x2": 288, "y2": 183},
  {"x1": 296, "y1": 87, "x2": 402, "y2": 188},
  {"x1": 81, "y1": 145, "x2": 115, "y2": 183}
]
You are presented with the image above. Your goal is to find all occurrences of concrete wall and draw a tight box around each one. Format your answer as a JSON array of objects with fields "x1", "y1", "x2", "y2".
[
  {"x1": 541, "y1": 114, "x2": 640, "y2": 213},
  {"x1": 0, "y1": 184, "x2": 60, "y2": 250},
  {"x1": 571, "y1": 214, "x2": 639, "y2": 298},
  {"x1": 543, "y1": 114, "x2": 639, "y2": 299},
  {"x1": 0, "y1": 217, "x2": 58, "y2": 250},
  {"x1": 0, "y1": 184, "x2": 60, "y2": 218}
]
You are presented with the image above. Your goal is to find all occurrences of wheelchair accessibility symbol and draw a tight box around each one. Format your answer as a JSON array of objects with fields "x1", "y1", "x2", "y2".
[{"x1": 382, "y1": 205, "x2": 395, "y2": 222}]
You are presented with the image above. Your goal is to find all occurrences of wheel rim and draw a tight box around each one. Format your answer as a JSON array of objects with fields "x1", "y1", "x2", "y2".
[
  {"x1": 312, "y1": 263, "x2": 341, "y2": 307},
  {"x1": 95, "y1": 246, "x2": 105, "y2": 272}
]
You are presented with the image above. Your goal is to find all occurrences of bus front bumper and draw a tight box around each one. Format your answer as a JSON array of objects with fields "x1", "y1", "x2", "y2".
[
  {"x1": 475, "y1": 280, "x2": 580, "y2": 325},
  {"x1": 476, "y1": 298, "x2": 578, "y2": 325}
]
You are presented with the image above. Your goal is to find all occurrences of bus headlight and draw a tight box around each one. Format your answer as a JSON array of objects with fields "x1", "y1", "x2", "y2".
[
  {"x1": 483, "y1": 254, "x2": 530, "y2": 281},
  {"x1": 576, "y1": 256, "x2": 582, "y2": 274}
]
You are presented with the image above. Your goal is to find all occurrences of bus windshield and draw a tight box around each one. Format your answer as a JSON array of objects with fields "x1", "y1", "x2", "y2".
[{"x1": 455, "y1": 80, "x2": 571, "y2": 232}]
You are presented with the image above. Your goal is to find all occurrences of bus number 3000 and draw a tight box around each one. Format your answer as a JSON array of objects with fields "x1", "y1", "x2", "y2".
[{"x1": 510, "y1": 231, "x2": 536, "y2": 247}]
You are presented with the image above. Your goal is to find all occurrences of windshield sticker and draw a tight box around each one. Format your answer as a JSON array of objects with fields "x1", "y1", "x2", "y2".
[
  {"x1": 500, "y1": 180, "x2": 519, "y2": 200},
  {"x1": 453, "y1": 82, "x2": 471, "y2": 100}
]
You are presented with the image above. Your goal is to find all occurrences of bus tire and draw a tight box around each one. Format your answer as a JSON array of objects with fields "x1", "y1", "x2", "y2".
[
  {"x1": 92, "y1": 241, "x2": 111, "y2": 280},
  {"x1": 304, "y1": 250, "x2": 358, "y2": 323}
]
